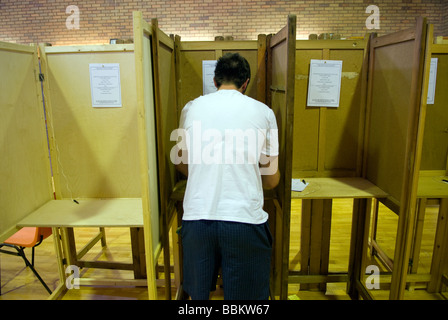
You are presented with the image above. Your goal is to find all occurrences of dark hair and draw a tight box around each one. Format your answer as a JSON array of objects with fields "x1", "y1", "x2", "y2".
[{"x1": 214, "y1": 53, "x2": 251, "y2": 89}]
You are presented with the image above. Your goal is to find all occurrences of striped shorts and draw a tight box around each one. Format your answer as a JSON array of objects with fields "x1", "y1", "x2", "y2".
[{"x1": 180, "y1": 219, "x2": 272, "y2": 300}]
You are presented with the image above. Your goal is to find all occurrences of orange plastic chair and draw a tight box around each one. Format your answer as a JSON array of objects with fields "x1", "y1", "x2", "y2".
[{"x1": 0, "y1": 227, "x2": 53, "y2": 295}]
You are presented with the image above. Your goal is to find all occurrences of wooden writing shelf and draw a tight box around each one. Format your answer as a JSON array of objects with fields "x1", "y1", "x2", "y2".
[
  {"x1": 18, "y1": 198, "x2": 143, "y2": 228},
  {"x1": 291, "y1": 177, "x2": 388, "y2": 199}
]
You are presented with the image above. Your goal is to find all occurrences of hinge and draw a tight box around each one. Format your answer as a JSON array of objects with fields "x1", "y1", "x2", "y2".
[{"x1": 39, "y1": 73, "x2": 44, "y2": 82}]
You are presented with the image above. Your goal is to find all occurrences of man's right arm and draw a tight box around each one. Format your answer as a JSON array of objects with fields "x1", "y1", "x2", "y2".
[{"x1": 260, "y1": 155, "x2": 280, "y2": 190}]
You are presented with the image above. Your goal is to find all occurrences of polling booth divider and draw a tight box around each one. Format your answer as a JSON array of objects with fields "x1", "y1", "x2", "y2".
[
  {"x1": 288, "y1": 17, "x2": 439, "y2": 301},
  {"x1": 265, "y1": 14, "x2": 297, "y2": 300},
  {"x1": 368, "y1": 24, "x2": 448, "y2": 297},
  {"x1": 133, "y1": 13, "x2": 164, "y2": 299},
  {"x1": 171, "y1": 30, "x2": 271, "y2": 299},
  {"x1": 353, "y1": 17, "x2": 429, "y2": 300},
  {"x1": 423, "y1": 36, "x2": 448, "y2": 295},
  {"x1": 160, "y1": 14, "x2": 296, "y2": 300},
  {"x1": 3, "y1": 12, "x2": 442, "y2": 301},
  {"x1": 1, "y1": 38, "x2": 162, "y2": 299},
  {"x1": 289, "y1": 36, "x2": 385, "y2": 293},
  {"x1": 0, "y1": 42, "x2": 54, "y2": 242}
]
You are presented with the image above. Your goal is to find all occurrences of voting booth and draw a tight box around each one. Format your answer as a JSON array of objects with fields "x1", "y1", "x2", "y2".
[
  {"x1": 1, "y1": 11, "x2": 297, "y2": 300},
  {"x1": 0, "y1": 41, "x2": 162, "y2": 299},
  {"x1": 286, "y1": 17, "x2": 448, "y2": 300},
  {"x1": 367, "y1": 24, "x2": 448, "y2": 298},
  {"x1": 421, "y1": 35, "x2": 448, "y2": 294},
  {"x1": 2, "y1": 11, "x2": 446, "y2": 300},
  {"x1": 353, "y1": 18, "x2": 448, "y2": 300},
  {"x1": 289, "y1": 34, "x2": 381, "y2": 294},
  {"x1": 152, "y1": 13, "x2": 297, "y2": 299}
]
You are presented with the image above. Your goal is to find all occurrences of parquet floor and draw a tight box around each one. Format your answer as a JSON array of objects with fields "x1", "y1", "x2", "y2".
[{"x1": 0, "y1": 199, "x2": 445, "y2": 300}]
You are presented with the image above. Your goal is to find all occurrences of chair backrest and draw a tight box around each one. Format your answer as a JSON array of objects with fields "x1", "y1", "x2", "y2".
[
  {"x1": 37, "y1": 228, "x2": 52, "y2": 242},
  {"x1": 4, "y1": 227, "x2": 52, "y2": 247}
]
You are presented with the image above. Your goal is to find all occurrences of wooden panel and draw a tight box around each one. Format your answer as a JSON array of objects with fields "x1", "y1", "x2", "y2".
[
  {"x1": 292, "y1": 41, "x2": 367, "y2": 178},
  {"x1": 0, "y1": 43, "x2": 53, "y2": 241},
  {"x1": 364, "y1": 18, "x2": 427, "y2": 300},
  {"x1": 293, "y1": 49, "x2": 322, "y2": 174},
  {"x1": 43, "y1": 46, "x2": 140, "y2": 199},
  {"x1": 366, "y1": 39, "x2": 418, "y2": 209},
  {"x1": 133, "y1": 11, "x2": 159, "y2": 299},
  {"x1": 178, "y1": 50, "x2": 215, "y2": 107},
  {"x1": 155, "y1": 31, "x2": 178, "y2": 210},
  {"x1": 268, "y1": 14, "x2": 296, "y2": 300},
  {"x1": 178, "y1": 40, "x2": 263, "y2": 110},
  {"x1": 326, "y1": 49, "x2": 365, "y2": 173},
  {"x1": 420, "y1": 51, "x2": 448, "y2": 171}
]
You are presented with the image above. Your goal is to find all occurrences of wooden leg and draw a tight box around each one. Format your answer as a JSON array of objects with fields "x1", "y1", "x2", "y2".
[
  {"x1": 319, "y1": 199, "x2": 332, "y2": 291},
  {"x1": 369, "y1": 199, "x2": 379, "y2": 258},
  {"x1": 428, "y1": 198, "x2": 448, "y2": 292},
  {"x1": 175, "y1": 200, "x2": 187, "y2": 300},
  {"x1": 348, "y1": 198, "x2": 373, "y2": 300},
  {"x1": 300, "y1": 199, "x2": 311, "y2": 291},
  {"x1": 300, "y1": 199, "x2": 332, "y2": 292},
  {"x1": 263, "y1": 198, "x2": 277, "y2": 299},
  {"x1": 408, "y1": 198, "x2": 427, "y2": 290},
  {"x1": 61, "y1": 227, "x2": 77, "y2": 267},
  {"x1": 52, "y1": 227, "x2": 66, "y2": 283},
  {"x1": 162, "y1": 211, "x2": 172, "y2": 300},
  {"x1": 172, "y1": 211, "x2": 180, "y2": 289},
  {"x1": 130, "y1": 227, "x2": 146, "y2": 279},
  {"x1": 99, "y1": 227, "x2": 107, "y2": 247}
]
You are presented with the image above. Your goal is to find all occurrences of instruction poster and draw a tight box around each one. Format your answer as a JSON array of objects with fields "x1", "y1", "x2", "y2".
[
  {"x1": 202, "y1": 60, "x2": 218, "y2": 95},
  {"x1": 307, "y1": 59, "x2": 343, "y2": 107},
  {"x1": 89, "y1": 63, "x2": 122, "y2": 108},
  {"x1": 427, "y1": 58, "x2": 438, "y2": 105}
]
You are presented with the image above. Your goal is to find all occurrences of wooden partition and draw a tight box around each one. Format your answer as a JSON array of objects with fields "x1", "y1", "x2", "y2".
[
  {"x1": 422, "y1": 37, "x2": 448, "y2": 293},
  {"x1": 1, "y1": 39, "x2": 161, "y2": 299},
  {"x1": 290, "y1": 38, "x2": 374, "y2": 293},
  {"x1": 267, "y1": 15, "x2": 296, "y2": 299},
  {"x1": 41, "y1": 45, "x2": 141, "y2": 200},
  {"x1": 176, "y1": 36, "x2": 267, "y2": 109},
  {"x1": 289, "y1": 34, "x2": 392, "y2": 295},
  {"x1": 293, "y1": 39, "x2": 368, "y2": 178},
  {"x1": 358, "y1": 17, "x2": 428, "y2": 300},
  {"x1": 0, "y1": 42, "x2": 53, "y2": 241},
  {"x1": 149, "y1": 17, "x2": 180, "y2": 300},
  {"x1": 160, "y1": 15, "x2": 296, "y2": 300},
  {"x1": 368, "y1": 26, "x2": 448, "y2": 297},
  {"x1": 133, "y1": 12, "x2": 163, "y2": 299}
]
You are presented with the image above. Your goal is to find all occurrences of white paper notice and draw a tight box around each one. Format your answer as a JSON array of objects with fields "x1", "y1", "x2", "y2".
[
  {"x1": 202, "y1": 60, "x2": 218, "y2": 95},
  {"x1": 292, "y1": 179, "x2": 309, "y2": 192},
  {"x1": 427, "y1": 58, "x2": 438, "y2": 105},
  {"x1": 89, "y1": 63, "x2": 122, "y2": 108},
  {"x1": 307, "y1": 59, "x2": 343, "y2": 107}
]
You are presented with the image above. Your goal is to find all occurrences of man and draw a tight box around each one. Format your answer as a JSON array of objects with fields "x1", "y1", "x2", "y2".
[{"x1": 174, "y1": 52, "x2": 280, "y2": 300}]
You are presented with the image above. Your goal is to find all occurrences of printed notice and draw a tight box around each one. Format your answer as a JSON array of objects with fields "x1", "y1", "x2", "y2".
[
  {"x1": 307, "y1": 59, "x2": 343, "y2": 107},
  {"x1": 89, "y1": 63, "x2": 122, "y2": 107},
  {"x1": 203, "y1": 60, "x2": 218, "y2": 95},
  {"x1": 427, "y1": 58, "x2": 438, "y2": 105}
]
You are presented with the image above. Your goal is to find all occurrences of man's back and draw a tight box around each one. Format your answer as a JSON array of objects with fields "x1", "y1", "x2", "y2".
[{"x1": 180, "y1": 89, "x2": 278, "y2": 224}]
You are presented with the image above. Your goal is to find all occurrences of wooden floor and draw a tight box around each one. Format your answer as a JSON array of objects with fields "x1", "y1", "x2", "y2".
[{"x1": 0, "y1": 198, "x2": 446, "y2": 300}]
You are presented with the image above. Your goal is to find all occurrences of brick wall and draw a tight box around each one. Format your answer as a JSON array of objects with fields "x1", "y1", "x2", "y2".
[
  {"x1": 443, "y1": 0, "x2": 448, "y2": 35},
  {"x1": 0, "y1": 0, "x2": 446, "y2": 45}
]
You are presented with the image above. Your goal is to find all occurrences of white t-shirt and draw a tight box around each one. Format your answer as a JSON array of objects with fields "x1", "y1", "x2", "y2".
[{"x1": 178, "y1": 89, "x2": 279, "y2": 224}]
